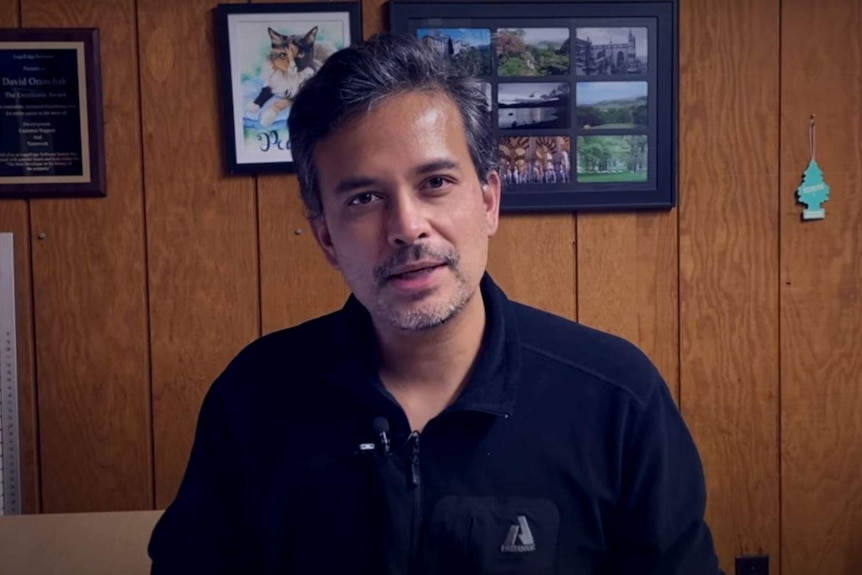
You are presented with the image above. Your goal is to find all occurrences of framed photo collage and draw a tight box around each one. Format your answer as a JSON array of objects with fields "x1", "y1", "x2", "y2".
[{"x1": 390, "y1": 1, "x2": 678, "y2": 212}]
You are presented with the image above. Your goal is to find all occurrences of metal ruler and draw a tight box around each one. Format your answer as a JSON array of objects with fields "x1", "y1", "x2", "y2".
[{"x1": 0, "y1": 233, "x2": 21, "y2": 515}]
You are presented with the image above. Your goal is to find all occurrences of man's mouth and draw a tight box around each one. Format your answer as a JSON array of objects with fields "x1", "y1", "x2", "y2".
[{"x1": 387, "y1": 262, "x2": 446, "y2": 281}]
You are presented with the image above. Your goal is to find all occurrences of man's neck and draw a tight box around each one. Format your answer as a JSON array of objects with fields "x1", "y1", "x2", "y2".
[{"x1": 374, "y1": 290, "x2": 487, "y2": 432}]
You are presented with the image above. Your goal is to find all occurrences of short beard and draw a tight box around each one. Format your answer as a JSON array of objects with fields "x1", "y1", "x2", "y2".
[
  {"x1": 376, "y1": 272, "x2": 473, "y2": 331},
  {"x1": 372, "y1": 244, "x2": 472, "y2": 331}
]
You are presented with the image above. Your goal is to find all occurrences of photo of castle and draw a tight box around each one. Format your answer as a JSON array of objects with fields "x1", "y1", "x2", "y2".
[
  {"x1": 575, "y1": 27, "x2": 648, "y2": 76},
  {"x1": 418, "y1": 28, "x2": 492, "y2": 76}
]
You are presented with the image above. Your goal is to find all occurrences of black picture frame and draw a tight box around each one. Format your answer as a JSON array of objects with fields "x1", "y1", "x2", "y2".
[
  {"x1": 0, "y1": 28, "x2": 105, "y2": 199},
  {"x1": 389, "y1": 0, "x2": 678, "y2": 212},
  {"x1": 216, "y1": 2, "x2": 362, "y2": 174}
]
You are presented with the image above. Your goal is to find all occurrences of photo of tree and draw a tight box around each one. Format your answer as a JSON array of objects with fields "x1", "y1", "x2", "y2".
[
  {"x1": 418, "y1": 28, "x2": 492, "y2": 76},
  {"x1": 498, "y1": 83, "x2": 570, "y2": 129},
  {"x1": 576, "y1": 82, "x2": 648, "y2": 129},
  {"x1": 575, "y1": 27, "x2": 647, "y2": 76},
  {"x1": 577, "y1": 135, "x2": 647, "y2": 182},
  {"x1": 495, "y1": 28, "x2": 570, "y2": 76}
]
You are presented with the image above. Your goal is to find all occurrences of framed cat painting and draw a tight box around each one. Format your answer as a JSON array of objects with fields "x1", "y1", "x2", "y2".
[{"x1": 216, "y1": 2, "x2": 362, "y2": 174}]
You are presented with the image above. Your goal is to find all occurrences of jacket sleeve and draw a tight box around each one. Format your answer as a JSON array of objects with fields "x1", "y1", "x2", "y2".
[
  {"x1": 148, "y1": 374, "x2": 243, "y2": 574},
  {"x1": 608, "y1": 378, "x2": 723, "y2": 574}
]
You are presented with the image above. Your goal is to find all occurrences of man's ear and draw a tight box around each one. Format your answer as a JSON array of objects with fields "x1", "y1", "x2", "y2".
[
  {"x1": 482, "y1": 170, "x2": 502, "y2": 237},
  {"x1": 310, "y1": 214, "x2": 340, "y2": 269}
]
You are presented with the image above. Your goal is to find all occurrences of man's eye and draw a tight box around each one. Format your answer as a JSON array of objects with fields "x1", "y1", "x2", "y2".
[
  {"x1": 426, "y1": 177, "x2": 448, "y2": 189},
  {"x1": 348, "y1": 192, "x2": 378, "y2": 206}
]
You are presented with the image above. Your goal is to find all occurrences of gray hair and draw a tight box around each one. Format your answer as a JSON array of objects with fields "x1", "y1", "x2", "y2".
[{"x1": 288, "y1": 34, "x2": 497, "y2": 218}]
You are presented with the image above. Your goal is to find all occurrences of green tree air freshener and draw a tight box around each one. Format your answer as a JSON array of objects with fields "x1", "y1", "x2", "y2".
[{"x1": 797, "y1": 115, "x2": 830, "y2": 220}]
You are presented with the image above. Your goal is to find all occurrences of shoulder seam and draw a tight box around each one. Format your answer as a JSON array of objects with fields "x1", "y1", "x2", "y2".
[{"x1": 520, "y1": 342, "x2": 654, "y2": 408}]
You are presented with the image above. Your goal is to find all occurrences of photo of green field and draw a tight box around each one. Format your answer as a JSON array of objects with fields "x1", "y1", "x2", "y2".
[
  {"x1": 577, "y1": 135, "x2": 647, "y2": 182},
  {"x1": 576, "y1": 82, "x2": 648, "y2": 129}
]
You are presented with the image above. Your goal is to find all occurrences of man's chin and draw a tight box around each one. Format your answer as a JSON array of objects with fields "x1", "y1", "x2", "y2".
[
  {"x1": 371, "y1": 276, "x2": 474, "y2": 331},
  {"x1": 379, "y1": 301, "x2": 456, "y2": 332}
]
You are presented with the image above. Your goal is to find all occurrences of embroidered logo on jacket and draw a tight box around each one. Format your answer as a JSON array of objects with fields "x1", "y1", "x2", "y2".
[{"x1": 500, "y1": 515, "x2": 536, "y2": 553}]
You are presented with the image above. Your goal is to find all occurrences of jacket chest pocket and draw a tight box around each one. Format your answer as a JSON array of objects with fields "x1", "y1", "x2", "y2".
[{"x1": 424, "y1": 496, "x2": 560, "y2": 575}]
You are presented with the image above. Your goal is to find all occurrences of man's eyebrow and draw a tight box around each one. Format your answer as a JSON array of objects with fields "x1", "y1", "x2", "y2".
[
  {"x1": 414, "y1": 159, "x2": 461, "y2": 176},
  {"x1": 333, "y1": 177, "x2": 377, "y2": 196}
]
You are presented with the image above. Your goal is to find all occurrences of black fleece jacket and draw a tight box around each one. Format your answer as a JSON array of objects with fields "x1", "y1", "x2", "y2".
[{"x1": 149, "y1": 274, "x2": 721, "y2": 574}]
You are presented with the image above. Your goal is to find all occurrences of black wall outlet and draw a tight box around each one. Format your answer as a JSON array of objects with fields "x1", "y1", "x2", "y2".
[{"x1": 736, "y1": 554, "x2": 769, "y2": 575}]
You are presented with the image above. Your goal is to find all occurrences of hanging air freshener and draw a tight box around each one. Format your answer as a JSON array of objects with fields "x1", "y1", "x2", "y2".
[{"x1": 796, "y1": 115, "x2": 830, "y2": 220}]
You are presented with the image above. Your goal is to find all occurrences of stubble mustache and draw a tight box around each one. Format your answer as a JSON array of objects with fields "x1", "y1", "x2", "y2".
[{"x1": 373, "y1": 244, "x2": 459, "y2": 286}]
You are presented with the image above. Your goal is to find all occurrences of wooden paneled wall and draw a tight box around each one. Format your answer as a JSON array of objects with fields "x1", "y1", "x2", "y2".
[
  {"x1": 680, "y1": 0, "x2": 781, "y2": 569},
  {"x1": 0, "y1": 0, "x2": 860, "y2": 573},
  {"x1": 780, "y1": 1, "x2": 862, "y2": 574}
]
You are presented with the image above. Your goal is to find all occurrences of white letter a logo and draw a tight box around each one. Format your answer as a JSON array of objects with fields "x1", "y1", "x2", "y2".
[{"x1": 500, "y1": 515, "x2": 536, "y2": 552}]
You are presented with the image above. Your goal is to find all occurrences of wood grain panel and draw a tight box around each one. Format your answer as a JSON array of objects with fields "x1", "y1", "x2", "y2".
[
  {"x1": 679, "y1": 0, "x2": 780, "y2": 571},
  {"x1": 363, "y1": 0, "x2": 386, "y2": 38},
  {"x1": 21, "y1": 0, "x2": 152, "y2": 511},
  {"x1": 0, "y1": 0, "x2": 40, "y2": 515},
  {"x1": 0, "y1": 0, "x2": 16, "y2": 24},
  {"x1": 256, "y1": 0, "x2": 353, "y2": 334},
  {"x1": 780, "y1": 1, "x2": 862, "y2": 573},
  {"x1": 258, "y1": 175, "x2": 349, "y2": 334},
  {"x1": 488, "y1": 214, "x2": 576, "y2": 321},
  {"x1": 577, "y1": 212, "x2": 679, "y2": 402},
  {"x1": 138, "y1": 0, "x2": 259, "y2": 508}
]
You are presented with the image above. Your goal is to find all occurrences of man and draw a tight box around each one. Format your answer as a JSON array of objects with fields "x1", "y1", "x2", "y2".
[{"x1": 149, "y1": 34, "x2": 721, "y2": 574}]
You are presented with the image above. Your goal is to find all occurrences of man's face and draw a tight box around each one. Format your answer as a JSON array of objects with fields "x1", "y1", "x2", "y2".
[{"x1": 311, "y1": 90, "x2": 501, "y2": 331}]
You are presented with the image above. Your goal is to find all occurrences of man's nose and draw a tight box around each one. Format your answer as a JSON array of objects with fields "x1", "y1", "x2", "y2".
[{"x1": 385, "y1": 193, "x2": 430, "y2": 246}]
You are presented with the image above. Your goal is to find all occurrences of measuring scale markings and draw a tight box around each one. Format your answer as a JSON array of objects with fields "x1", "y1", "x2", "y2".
[{"x1": 0, "y1": 233, "x2": 21, "y2": 515}]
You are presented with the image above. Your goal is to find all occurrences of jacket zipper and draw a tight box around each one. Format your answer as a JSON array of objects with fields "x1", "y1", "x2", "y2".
[{"x1": 408, "y1": 430, "x2": 421, "y2": 572}]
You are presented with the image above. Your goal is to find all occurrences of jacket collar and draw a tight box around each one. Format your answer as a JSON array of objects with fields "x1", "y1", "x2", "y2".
[{"x1": 325, "y1": 273, "x2": 521, "y2": 419}]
